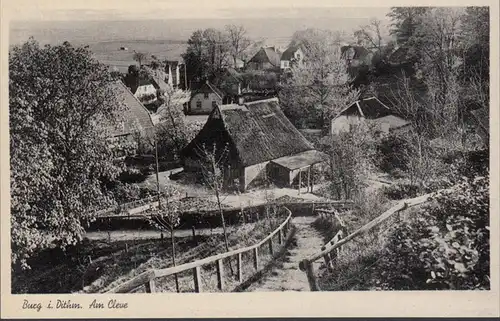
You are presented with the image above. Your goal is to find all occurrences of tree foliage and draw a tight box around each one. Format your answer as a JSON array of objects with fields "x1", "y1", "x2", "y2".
[
  {"x1": 10, "y1": 39, "x2": 125, "y2": 269},
  {"x1": 378, "y1": 174, "x2": 489, "y2": 290},
  {"x1": 279, "y1": 29, "x2": 359, "y2": 129}
]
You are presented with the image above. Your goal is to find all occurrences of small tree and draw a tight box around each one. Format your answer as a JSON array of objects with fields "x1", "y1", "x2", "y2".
[
  {"x1": 197, "y1": 143, "x2": 231, "y2": 253},
  {"x1": 133, "y1": 51, "x2": 148, "y2": 67},
  {"x1": 149, "y1": 187, "x2": 181, "y2": 292}
]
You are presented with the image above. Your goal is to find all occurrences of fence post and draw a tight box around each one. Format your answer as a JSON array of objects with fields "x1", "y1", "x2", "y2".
[
  {"x1": 278, "y1": 229, "x2": 283, "y2": 245},
  {"x1": 253, "y1": 247, "x2": 259, "y2": 270},
  {"x1": 144, "y1": 279, "x2": 156, "y2": 293},
  {"x1": 303, "y1": 260, "x2": 320, "y2": 291},
  {"x1": 193, "y1": 266, "x2": 202, "y2": 293},
  {"x1": 269, "y1": 238, "x2": 274, "y2": 255},
  {"x1": 323, "y1": 253, "x2": 333, "y2": 271},
  {"x1": 237, "y1": 253, "x2": 243, "y2": 282},
  {"x1": 216, "y1": 259, "x2": 224, "y2": 291}
]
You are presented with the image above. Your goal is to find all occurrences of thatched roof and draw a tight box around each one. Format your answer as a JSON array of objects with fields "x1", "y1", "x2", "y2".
[
  {"x1": 183, "y1": 98, "x2": 314, "y2": 167},
  {"x1": 108, "y1": 81, "x2": 154, "y2": 137},
  {"x1": 248, "y1": 47, "x2": 281, "y2": 67}
]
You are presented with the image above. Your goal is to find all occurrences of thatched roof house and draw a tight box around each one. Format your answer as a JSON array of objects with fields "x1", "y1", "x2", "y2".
[
  {"x1": 182, "y1": 98, "x2": 326, "y2": 192},
  {"x1": 246, "y1": 47, "x2": 281, "y2": 71}
]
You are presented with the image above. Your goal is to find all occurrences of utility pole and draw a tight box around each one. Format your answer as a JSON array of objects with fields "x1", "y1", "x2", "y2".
[{"x1": 154, "y1": 137, "x2": 163, "y2": 240}]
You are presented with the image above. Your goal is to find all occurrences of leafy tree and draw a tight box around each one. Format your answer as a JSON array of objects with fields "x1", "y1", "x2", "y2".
[
  {"x1": 378, "y1": 174, "x2": 489, "y2": 290},
  {"x1": 319, "y1": 124, "x2": 376, "y2": 200},
  {"x1": 387, "y1": 7, "x2": 429, "y2": 46},
  {"x1": 280, "y1": 30, "x2": 359, "y2": 128},
  {"x1": 154, "y1": 85, "x2": 192, "y2": 159},
  {"x1": 183, "y1": 29, "x2": 207, "y2": 83},
  {"x1": 9, "y1": 39, "x2": 125, "y2": 269}
]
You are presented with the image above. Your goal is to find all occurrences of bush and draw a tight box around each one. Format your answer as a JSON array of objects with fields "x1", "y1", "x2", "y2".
[
  {"x1": 383, "y1": 182, "x2": 420, "y2": 200},
  {"x1": 376, "y1": 134, "x2": 410, "y2": 173},
  {"x1": 376, "y1": 174, "x2": 490, "y2": 290}
]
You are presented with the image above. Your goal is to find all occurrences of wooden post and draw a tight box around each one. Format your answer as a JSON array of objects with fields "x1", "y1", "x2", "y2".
[
  {"x1": 216, "y1": 259, "x2": 224, "y2": 291},
  {"x1": 310, "y1": 164, "x2": 314, "y2": 193},
  {"x1": 193, "y1": 266, "x2": 202, "y2": 293},
  {"x1": 307, "y1": 166, "x2": 311, "y2": 193},
  {"x1": 253, "y1": 247, "x2": 259, "y2": 270},
  {"x1": 237, "y1": 253, "x2": 243, "y2": 282},
  {"x1": 278, "y1": 229, "x2": 283, "y2": 245},
  {"x1": 298, "y1": 170, "x2": 301, "y2": 195},
  {"x1": 304, "y1": 261, "x2": 320, "y2": 291},
  {"x1": 144, "y1": 279, "x2": 156, "y2": 293},
  {"x1": 323, "y1": 253, "x2": 333, "y2": 271},
  {"x1": 269, "y1": 238, "x2": 274, "y2": 255}
]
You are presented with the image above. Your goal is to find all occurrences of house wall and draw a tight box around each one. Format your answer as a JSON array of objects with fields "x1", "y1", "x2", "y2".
[
  {"x1": 188, "y1": 92, "x2": 222, "y2": 115},
  {"x1": 241, "y1": 161, "x2": 270, "y2": 191},
  {"x1": 330, "y1": 115, "x2": 363, "y2": 134},
  {"x1": 134, "y1": 84, "x2": 157, "y2": 103},
  {"x1": 280, "y1": 60, "x2": 290, "y2": 69},
  {"x1": 247, "y1": 61, "x2": 274, "y2": 71}
]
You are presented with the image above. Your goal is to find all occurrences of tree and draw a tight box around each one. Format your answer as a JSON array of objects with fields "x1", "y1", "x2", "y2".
[
  {"x1": 354, "y1": 18, "x2": 384, "y2": 50},
  {"x1": 149, "y1": 187, "x2": 181, "y2": 292},
  {"x1": 387, "y1": 7, "x2": 429, "y2": 46},
  {"x1": 280, "y1": 30, "x2": 359, "y2": 128},
  {"x1": 155, "y1": 85, "x2": 192, "y2": 158},
  {"x1": 225, "y1": 24, "x2": 252, "y2": 68},
  {"x1": 319, "y1": 124, "x2": 376, "y2": 200},
  {"x1": 202, "y1": 28, "x2": 231, "y2": 78},
  {"x1": 9, "y1": 39, "x2": 125, "y2": 269},
  {"x1": 197, "y1": 143, "x2": 231, "y2": 254},
  {"x1": 133, "y1": 51, "x2": 148, "y2": 67},
  {"x1": 183, "y1": 30, "x2": 207, "y2": 84}
]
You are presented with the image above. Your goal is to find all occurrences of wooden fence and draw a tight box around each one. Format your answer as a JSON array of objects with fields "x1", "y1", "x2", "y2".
[
  {"x1": 106, "y1": 206, "x2": 294, "y2": 293},
  {"x1": 299, "y1": 191, "x2": 439, "y2": 291}
]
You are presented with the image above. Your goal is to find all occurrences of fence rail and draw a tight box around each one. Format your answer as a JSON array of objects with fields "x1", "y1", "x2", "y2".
[
  {"x1": 299, "y1": 191, "x2": 440, "y2": 291},
  {"x1": 107, "y1": 206, "x2": 294, "y2": 293}
]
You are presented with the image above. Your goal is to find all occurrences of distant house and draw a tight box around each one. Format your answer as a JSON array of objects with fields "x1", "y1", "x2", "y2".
[
  {"x1": 186, "y1": 81, "x2": 224, "y2": 115},
  {"x1": 341, "y1": 45, "x2": 372, "y2": 67},
  {"x1": 330, "y1": 96, "x2": 411, "y2": 135},
  {"x1": 280, "y1": 46, "x2": 304, "y2": 70},
  {"x1": 182, "y1": 98, "x2": 327, "y2": 192},
  {"x1": 246, "y1": 47, "x2": 281, "y2": 71},
  {"x1": 123, "y1": 75, "x2": 158, "y2": 105}
]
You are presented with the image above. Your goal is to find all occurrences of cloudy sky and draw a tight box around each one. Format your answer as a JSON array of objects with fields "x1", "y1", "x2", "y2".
[{"x1": 7, "y1": 0, "x2": 392, "y2": 21}]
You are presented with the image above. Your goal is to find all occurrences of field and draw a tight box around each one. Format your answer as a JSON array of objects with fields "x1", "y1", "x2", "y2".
[{"x1": 89, "y1": 40, "x2": 187, "y2": 73}]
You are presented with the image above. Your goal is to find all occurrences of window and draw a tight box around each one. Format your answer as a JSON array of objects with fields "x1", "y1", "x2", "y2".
[
  {"x1": 196, "y1": 101, "x2": 202, "y2": 109},
  {"x1": 212, "y1": 101, "x2": 217, "y2": 108},
  {"x1": 204, "y1": 93, "x2": 209, "y2": 99}
]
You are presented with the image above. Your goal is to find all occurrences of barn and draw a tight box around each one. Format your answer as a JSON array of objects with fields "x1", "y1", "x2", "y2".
[{"x1": 181, "y1": 98, "x2": 327, "y2": 192}]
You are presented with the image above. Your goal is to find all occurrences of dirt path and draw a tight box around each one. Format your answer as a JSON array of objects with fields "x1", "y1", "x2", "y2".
[{"x1": 246, "y1": 216, "x2": 324, "y2": 292}]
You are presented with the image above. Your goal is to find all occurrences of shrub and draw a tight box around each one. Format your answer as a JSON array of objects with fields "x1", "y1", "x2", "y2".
[{"x1": 376, "y1": 174, "x2": 490, "y2": 290}]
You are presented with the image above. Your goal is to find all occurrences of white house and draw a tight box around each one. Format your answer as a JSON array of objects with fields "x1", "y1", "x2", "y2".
[
  {"x1": 280, "y1": 46, "x2": 304, "y2": 70},
  {"x1": 331, "y1": 96, "x2": 411, "y2": 135},
  {"x1": 186, "y1": 81, "x2": 224, "y2": 115}
]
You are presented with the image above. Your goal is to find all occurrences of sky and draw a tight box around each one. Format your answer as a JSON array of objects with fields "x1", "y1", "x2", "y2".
[{"x1": 6, "y1": 0, "x2": 392, "y2": 21}]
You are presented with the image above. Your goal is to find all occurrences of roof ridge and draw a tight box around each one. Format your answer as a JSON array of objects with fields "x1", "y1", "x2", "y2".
[{"x1": 244, "y1": 97, "x2": 279, "y2": 106}]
